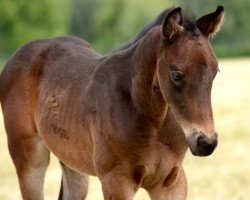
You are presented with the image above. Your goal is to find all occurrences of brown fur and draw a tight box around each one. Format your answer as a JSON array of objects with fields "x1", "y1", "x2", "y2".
[{"x1": 0, "y1": 6, "x2": 224, "y2": 200}]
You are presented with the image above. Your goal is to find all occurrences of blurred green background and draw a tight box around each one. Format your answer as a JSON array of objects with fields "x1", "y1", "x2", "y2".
[
  {"x1": 0, "y1": 0, "x2": 250, "y2": 61},
  {"x1": 0, "y1": 0, "x2": 250, "y2": 200}
]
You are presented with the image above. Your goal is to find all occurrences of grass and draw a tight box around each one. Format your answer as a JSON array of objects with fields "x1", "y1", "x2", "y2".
[{"x1": 0, "y1": 58, "x2": 250, "y2": 200}]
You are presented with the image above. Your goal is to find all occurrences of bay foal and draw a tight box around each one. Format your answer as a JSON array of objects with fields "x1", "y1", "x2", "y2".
[{"x1": 0, "y1": 6, "x2": 224, "y2": 200}]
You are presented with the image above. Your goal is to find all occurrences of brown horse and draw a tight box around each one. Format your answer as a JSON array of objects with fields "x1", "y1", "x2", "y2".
[{"x1": 0, "y1": 6, "x2": 224, "y2": 200}]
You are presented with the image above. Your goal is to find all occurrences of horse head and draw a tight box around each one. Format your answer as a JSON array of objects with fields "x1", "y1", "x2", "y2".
[{"x1": 157, "y1": 6, "x2": 224, "y2": 156}]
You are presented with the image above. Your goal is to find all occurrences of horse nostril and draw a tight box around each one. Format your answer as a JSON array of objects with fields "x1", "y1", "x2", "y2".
[{"x1": 196, "y1": 134, "x2": 205, "y2": 148}]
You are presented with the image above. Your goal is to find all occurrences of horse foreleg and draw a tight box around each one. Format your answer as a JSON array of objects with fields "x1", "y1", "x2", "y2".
[
  {"x1": 147, "y1": 167, "x2": 187, "y2": 200},
  {"x1": 99, "y1": 166, "x2": 145, "y2": 200},
  {"x1": 58, "y1": 162, "x2": 89, "y2": 200}
]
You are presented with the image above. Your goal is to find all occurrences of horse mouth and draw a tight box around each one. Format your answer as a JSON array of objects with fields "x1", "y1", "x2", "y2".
[{"x1": 189, "y1": 144, "x2": 216, "y2": 157}]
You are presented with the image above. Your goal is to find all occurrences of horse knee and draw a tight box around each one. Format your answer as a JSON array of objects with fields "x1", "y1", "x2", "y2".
[
  {"x1": 100, "y1": 170, "x2": 138, "y2": 200},
  {"x1": 102, "y1": 185, "x2": 134, "y2": 200},
  {"x1": 148, "y1": 167, "x2": 187, "y2": 200}
]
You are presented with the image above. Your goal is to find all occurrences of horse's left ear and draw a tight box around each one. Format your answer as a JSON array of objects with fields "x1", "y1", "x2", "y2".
[
  {"x1": 196, "y1": 6, "x2": 225, "y2": 37},
  {"x1": 162, "y1": 7, "x2": 183, "y2": 40}
]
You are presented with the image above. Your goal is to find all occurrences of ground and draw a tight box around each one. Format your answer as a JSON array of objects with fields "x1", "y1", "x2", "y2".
[{"x1": 0, "y1": 58, "x2": 249, "y2": 200}]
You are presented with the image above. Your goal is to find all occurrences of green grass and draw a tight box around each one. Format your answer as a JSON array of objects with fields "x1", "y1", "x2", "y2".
[{"x1": 0, "y1": 58, "x2": 250, "y2": 200}]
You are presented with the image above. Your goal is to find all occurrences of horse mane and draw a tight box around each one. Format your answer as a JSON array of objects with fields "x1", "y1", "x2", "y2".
[
  {"x1": 116, "y1": 7, "x2": 197, "y2": 52},
  {"x1": 116, "y1": 8, "x2": 173, "y2": 51}
]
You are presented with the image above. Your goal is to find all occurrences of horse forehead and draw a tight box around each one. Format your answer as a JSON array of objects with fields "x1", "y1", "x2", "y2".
[
  {"x1": 181, "y1": 36, "x2": 211, "y2": 54},
  {"x1": 177, "y1": 36, "x2": 217, "y2": 67}
]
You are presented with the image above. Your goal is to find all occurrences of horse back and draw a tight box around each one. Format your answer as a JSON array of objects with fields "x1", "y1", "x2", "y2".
[{"x1": 0, "y1": 36, "x2": 100, "y2": 102}]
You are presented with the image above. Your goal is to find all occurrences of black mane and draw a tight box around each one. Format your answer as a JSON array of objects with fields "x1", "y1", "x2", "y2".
[
  {"x1": 116, "y1": 7, "x2": 198, "y2": 51},
  {"x1": 116, "y1": 8, "x2": 172, "y2": 51}
]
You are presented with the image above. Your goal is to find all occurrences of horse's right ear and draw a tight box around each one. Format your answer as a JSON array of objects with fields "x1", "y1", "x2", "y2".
[
  {"x1": 162, "y1": 7, "x2": 183, "y2": 40},
  {"x1": 196, "y1": 6, "x2": 224, "y2": 37}
]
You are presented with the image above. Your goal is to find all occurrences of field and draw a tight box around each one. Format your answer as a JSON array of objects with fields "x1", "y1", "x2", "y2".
[{"x1": 0, "y1": 58, "x2": 250, "y2": 200}]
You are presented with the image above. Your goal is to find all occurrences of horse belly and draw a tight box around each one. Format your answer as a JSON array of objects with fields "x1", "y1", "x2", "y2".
[
  {"x1": 34, "y1": 94, "x2": 96, "y2": 175},
  {"x1": 37, "y1": 120, "x2": 96, "y2": 175}
]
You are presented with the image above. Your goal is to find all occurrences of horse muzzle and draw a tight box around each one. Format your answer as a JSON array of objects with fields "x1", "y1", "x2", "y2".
[{"x1": 187, "y1": 132, "x2": 218, "y2": 156}]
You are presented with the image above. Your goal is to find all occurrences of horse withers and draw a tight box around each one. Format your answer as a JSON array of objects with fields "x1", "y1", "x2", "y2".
[{"x1": 0, "y1": 6, "x2": 224, "y2": 200}]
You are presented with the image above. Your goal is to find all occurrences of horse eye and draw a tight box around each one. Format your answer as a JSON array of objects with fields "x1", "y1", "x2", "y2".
[{"x1": 170, "y1": 71, "x2": 182, "y2": 83}]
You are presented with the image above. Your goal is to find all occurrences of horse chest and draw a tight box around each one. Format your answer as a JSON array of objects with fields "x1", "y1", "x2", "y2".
[
  {"x1": 139, "y1": 141, "x2": 181, "y2": 189},
  {"x1": 100, "y1": 137, "x2": 178, "y2": 191},
  {"x1": 148, "y1": 140, "x2": 178, "y2": 170}
]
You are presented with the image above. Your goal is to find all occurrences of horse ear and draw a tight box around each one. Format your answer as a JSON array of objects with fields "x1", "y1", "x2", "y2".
[
  {"x1": 196, "y1": 6, "x2": 224, "y2": 37},
  {"x1": 162, "y1": 7, "x2": 183, "y2": 40}
]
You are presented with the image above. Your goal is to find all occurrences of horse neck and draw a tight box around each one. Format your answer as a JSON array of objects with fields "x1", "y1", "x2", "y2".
[{"x1": 130, "y1": 27, "x2": 168, "y2": 126}]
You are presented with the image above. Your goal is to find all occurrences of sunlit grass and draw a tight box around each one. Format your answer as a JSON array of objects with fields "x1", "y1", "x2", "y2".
[
  {"x1": 185, "y1": 58, "x2": 250, "y2": 200},
  {"x1": 0, "y1": 58, "x2": 249, "y2": 200}
]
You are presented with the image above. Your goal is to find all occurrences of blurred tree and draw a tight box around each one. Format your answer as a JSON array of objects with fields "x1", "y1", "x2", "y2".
[
  {"x1": 68, "y1": 0, "x2": 99, "y2": 42},
  {"x1": 94, "y1": 0, "x2": 175, "y2": 52},
  {"x1": 1, "y1": 0, "x2": 249, "y2": 58},
  {"x1": 68, "y1": 0, "x2": 174, "y2": 53},
  {"x1": 0, "y1": 0, "x2": 69, "y2": 57},
  {"x1": 92, "y1": 0, "x2": 124, "y2": 52}
]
